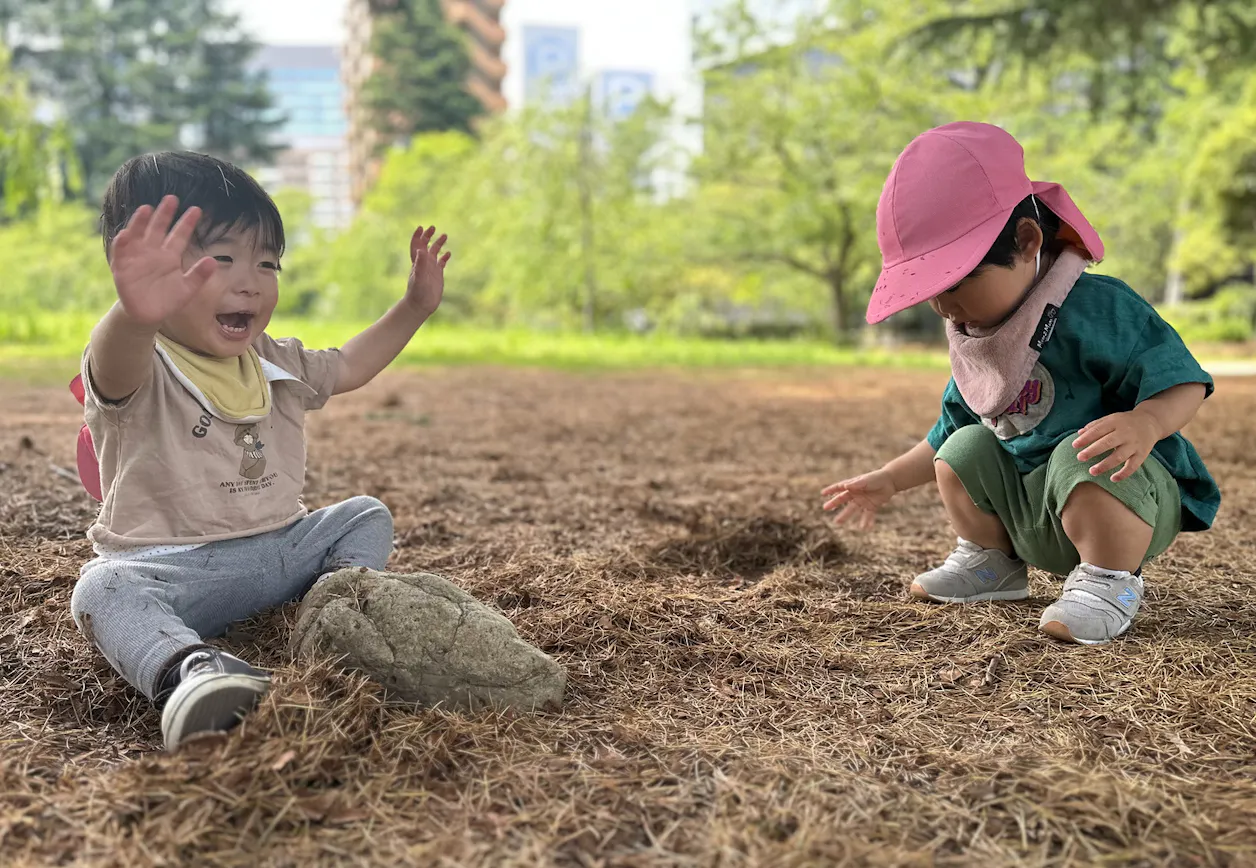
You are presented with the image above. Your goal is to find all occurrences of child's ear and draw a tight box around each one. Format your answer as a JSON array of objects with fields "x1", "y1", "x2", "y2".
[{"x1": 1016, "y1": 217, "x2": 1044, "y2": 261}]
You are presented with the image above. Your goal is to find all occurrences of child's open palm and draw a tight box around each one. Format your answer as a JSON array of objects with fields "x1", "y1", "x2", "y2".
[
  {"x1": 109, "y1": 195, "x2": 217, "y2": 327},
  {"x1": 822, "y1": 469, "x2": 897, "y2": 530},
  {"x1": 405, "y1": 225, "x2": 450, "y2": 317}
]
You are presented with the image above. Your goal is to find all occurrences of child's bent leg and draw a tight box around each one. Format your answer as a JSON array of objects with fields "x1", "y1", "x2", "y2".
[
  {"x1": 267, "y1": 496, "x2": 394, "y2": 604},
  {"x1": 936, "y1": 461, "x2": 1015, "y2": 555},
  {"x1": 1060, "y1": 483, "x2": 1153, "y2": 573},
  {"x1": 913, "y1": 425, "x2": 1031, "y2": 603},
  {"x1": 1037, "y1": 436, "x2": 1182, "y2": 645}
]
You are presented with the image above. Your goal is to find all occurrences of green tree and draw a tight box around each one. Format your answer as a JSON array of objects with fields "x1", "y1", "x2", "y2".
[
  {"x1": 693, "y1": 0, "x2": 975, "y2": 338},
  {"x1": 6, "y1": 0, "x2": 278, "y2": 200},
  {"x1": 0, "y1": 45, "x2": 78, "y2": 217},
  {"x1": 291, "y1": 92, "x2": 685, "y2": 331},
  {"x1": 363, "y1": 0, "x2": 484, "y2": 148}
]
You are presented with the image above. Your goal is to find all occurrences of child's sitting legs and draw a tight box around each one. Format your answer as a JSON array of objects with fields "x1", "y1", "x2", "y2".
[{"x1": 71, "y1": 496, "x2": 393, "y2": 748}]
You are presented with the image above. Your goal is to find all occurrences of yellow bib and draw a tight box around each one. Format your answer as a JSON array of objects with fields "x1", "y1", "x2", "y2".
[{"x1": 155, "y1": 336, "x2": 271, "y2": 419}]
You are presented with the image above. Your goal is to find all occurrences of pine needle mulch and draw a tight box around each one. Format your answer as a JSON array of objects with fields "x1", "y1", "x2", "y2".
[{"x1": 2, "y1": 366, "x2": 1254, "y2": 867}]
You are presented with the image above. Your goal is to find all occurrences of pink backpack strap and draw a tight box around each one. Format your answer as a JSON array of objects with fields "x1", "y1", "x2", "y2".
[{"x1": 69, "y1": 375, "x2": 103, "y2": 502}]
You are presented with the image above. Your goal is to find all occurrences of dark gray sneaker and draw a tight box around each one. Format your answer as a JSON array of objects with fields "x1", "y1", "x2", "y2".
[
  {"x1": 160, "y1": 649, "x2": 271, "y2": 751},
  {"x1": 911, "y1": 539, "x2": 1029, "y2": 603},
  {"x1": 1039, "y1": 564, "x2": 1144, "y2": 646}
]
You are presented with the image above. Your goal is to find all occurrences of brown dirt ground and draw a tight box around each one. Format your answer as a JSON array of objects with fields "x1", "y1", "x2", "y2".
[{"x1": 2, "y1": 366, "x2": 1255, "y2": 868}]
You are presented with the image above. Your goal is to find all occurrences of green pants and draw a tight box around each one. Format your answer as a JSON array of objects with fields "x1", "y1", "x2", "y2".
[{"x1": 935, "y1": 425, "x2": 1181, "y2": 576}]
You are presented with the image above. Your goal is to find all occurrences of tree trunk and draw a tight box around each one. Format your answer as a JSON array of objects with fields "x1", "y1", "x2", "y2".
[
  {"x1": 830, "y1": 273, "x2": 847, "y2": 339},
  {"x1": 578, "y1": 85, "x2": 597, "y2": 333}
]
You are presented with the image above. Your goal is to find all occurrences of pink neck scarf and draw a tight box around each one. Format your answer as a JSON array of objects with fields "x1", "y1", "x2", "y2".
[{"x1": 946, "y1": 248, "x2": 1088, "y2": 419}]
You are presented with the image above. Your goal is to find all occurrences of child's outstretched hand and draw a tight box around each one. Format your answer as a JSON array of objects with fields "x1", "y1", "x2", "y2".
[
  {"x1": 405, "y1": 225, "x2": 451, "y2": 318},
  {"x1": 822, "y1": 469, "x2": 897, "y2": 530},
  {"x1": 1073, "y1": 411, "x2": 1160, "y2": 482},
  {"x1": 109, "y1": 195, "x2": 217, "y2": 327}
]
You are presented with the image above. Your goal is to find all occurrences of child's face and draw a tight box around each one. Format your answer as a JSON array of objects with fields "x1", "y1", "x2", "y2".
[
  {"x1": 928, "y1": 219, "x2": 1043, "y2": 331},
  {"x1": 161, "y1": 227, "x2": 280, "y2": 357}
]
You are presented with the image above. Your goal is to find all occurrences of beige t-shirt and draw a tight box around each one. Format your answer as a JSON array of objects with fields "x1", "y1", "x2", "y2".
[{"x1": 82, "y1": 333, "x2": 341, "y2": 547}]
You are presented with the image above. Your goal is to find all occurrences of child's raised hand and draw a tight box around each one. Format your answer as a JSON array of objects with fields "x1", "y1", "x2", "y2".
[
  {"x1": 109, "y1": 195, "x2": 217, "y2": 327},
  {"x1": 1073, "y1": 410, "x2": 1160, "y2": 482},
  {"x1": 822, "y1": 469, "x2": 897, "y2": 531},
  {"x1": 405, "y1": 225, "x2": 451, "y2": 318}
]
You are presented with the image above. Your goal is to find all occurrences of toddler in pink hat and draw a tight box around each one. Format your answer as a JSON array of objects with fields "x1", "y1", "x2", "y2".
[{"x1": 822, "y1": 122, "x2": 1219, "y2": 646}]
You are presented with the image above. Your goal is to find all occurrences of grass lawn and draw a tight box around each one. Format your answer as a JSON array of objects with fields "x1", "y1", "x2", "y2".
[
  {"x1": 5, "y1": 311, "x2": 1255, "y2": 385},
  {"x1": 0, "y1": 314, "x2": 953, "y2": 383}
]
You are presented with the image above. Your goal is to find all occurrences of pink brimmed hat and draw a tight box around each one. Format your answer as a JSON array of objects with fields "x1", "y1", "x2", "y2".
[{"x1": 866, "y1": 121, "x2": 1104, "y2": 325}]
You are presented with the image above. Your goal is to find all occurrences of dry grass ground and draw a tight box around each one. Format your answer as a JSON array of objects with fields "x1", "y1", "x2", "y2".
[{"x1": 2, "y1": 366, "x2": 1254, "y2": 867}]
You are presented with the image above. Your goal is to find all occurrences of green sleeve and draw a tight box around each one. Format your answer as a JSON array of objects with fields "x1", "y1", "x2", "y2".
[
  {"x1": 926, "y1": 378, "x2": 978, "y2": 451},
  {"x1": 1114, "y1": 312, "x2": 1215, "y2": 407}
]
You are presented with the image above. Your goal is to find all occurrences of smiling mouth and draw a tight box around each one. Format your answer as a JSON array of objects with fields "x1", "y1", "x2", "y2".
[{"x1": 216, "y1": 312, "x2": 254, "y2": 336}]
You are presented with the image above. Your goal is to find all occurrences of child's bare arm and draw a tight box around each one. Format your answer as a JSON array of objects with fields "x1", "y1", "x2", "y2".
[
  {"x1": 335, "y1": 300, "x2": 433, "y2": 395},
  {"x1": 822, "y1": 438, "x2": 937, "y2": 529},
  {"x1": 883, "y1": 438, "x2": 939, "y2": 493},
  {"x1": 1075, "y1": 382, "x2": 1208, "y2": 482},
  {"x1": 89, "y1": 196, "x2": 215, "y2": 402},
  {"x1": 334, "y1": 226, "x2": 450, "y2": 395},
  {"x1": 89, "y1": 304, "x2": 164, "y2": 403},
  {"x1": 1133, "y1": 382, "x2": 1208, "y2": 439}
]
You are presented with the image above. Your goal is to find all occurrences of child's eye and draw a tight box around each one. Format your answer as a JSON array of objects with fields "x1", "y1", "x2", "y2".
[
  {"x1": 214, "y1": 255, "x2": 233, "y2": 264},
  {"x1": 260, "y1": 261, "x2": 281, "y2": 271}
]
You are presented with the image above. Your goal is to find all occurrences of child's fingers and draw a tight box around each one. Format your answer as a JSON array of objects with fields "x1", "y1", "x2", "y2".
[
  {"x1": 821, "y1": 478, "x2": 861, "y2": 496},
  {"x1": 143, "y1": 195, "x2": 179, "y2": 243},
  {"x1": 859, "y1": 511, "x2": 875, "y2": 531},
  {"x1": 410, "y1": 226, "x2": 427, "y2": 261},
  {"x1": 182, "y1": 255, "x2": 218, "y2": 291},
  {"x1": 1076, "y1": 432, "x2": 1122, "y2": 462},
  {"x1": 1072, "y1": 420, "x2": 1111, "y2": 449},
  {"x1": 440, "y1": 252, "x2": 451, "y2": 269},
  {"x1": 1110, "y1": 456, "x2": 1144, "y2": 483},
  {"x1": 110, "y1": 227, "x2": 136, "y2": 258},
  {"x1": 430, "y1": 233, "x2": 448, "y2": 257},
  {"x1": 163, "y1": 206, "x2": 203, "y2": 253},
  {"x1": 833, "y1": 504, "x2": 861, "y2": 526},
  {"x1": 1087, "y1": 448, "x2": 1130, "y2": 478},
  {"x1": 124, "y1": 204, "x2": 155, "y2": 235},
  {"x1": 822, "y1": 490, "x2": 852, "y2": 511}
]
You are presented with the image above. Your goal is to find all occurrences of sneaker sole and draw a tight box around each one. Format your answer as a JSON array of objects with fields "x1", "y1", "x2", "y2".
[
  {"x1": 910, "y1": 582, "x2": 1030, "y2": 604},
  {"x1": 1039, "y1": 619, "x2": 1131, "y2": 646},
  {"x1": 161, "y1": 674, "x2": 270, "y2": 752}
]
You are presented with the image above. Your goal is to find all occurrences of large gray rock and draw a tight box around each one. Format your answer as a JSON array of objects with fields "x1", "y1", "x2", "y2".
[{"x1": 291, "y1": 568, "x2": 565, "y2": 713}]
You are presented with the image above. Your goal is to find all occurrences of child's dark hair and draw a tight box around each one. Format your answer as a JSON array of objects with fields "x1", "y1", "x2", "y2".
[
  {"x1": 978, "y1": 195, "x2": 1061, "y2": 269},
  {"x1": 99, "y1": 151, "x2": 284, "y2": 259}
]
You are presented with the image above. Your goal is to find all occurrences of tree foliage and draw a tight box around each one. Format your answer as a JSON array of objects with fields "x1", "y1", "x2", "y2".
[
  {"x1": 362, "y1": 0, "x2": 484, "y2": 147},
  {"x1": 4, "y1": 0, "x2": 278, "y2": 200},
  {"x1": 8, "y1": 0, "x2": 1256, "y2": 345},
  {"x1": 0, "y1": 45, "x2": 78, "y2": 218}
]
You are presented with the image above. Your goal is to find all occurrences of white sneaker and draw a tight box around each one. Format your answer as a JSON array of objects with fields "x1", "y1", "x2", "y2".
[
  {"x1": 160, "y1": 649, "x2": 271, "y2": 751},
  {"x1": 1039, "y1": 564, "x2": 1144, "y2": 646},
  {"x1": 911, "y1": 539, "x2": 1029, "y2": 603}
]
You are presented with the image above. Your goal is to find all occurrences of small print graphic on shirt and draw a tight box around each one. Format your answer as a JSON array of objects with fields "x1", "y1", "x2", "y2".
[
  {"x1": 233, "y1": 423, "x2": 268, "y2": 479},
  {"x1": 983, "y1": 362, "x2": 1056, "y2": 440}
]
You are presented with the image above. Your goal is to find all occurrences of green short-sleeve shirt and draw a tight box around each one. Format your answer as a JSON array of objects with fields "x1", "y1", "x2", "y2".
[{"x1": 926, "y1": 272, "x2": 1220, "y2": 531}]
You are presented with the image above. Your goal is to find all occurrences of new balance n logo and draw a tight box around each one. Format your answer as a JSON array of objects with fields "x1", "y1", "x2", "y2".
[
  {"x1": 975, "y1": 568, "x2": 999, "y2": 585},
  {"x1": 1117, "y1": 587, "x2": 1138, "y2": 608}
]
